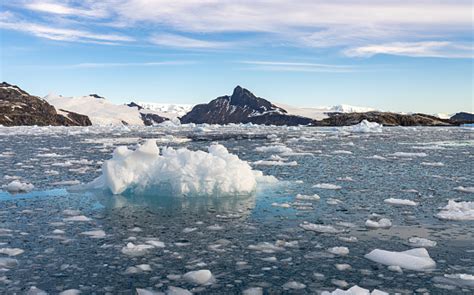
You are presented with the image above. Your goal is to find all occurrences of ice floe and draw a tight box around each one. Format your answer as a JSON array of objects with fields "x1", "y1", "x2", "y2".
[
  {"x1": 90, "y1": 139, "x2": 276, "y2": 195},
  {"x1": 322, "y1": 285, "x2": 388, "y2": 295},
  {"x1": 364, "y1": 248, "x2": 436, "y2": 271},
  {"x1": 408, "y1": 237, "x2": 437, "y2": 247},
  {"x1": 0, "y1": 247, "x2": 24, "y2": 256},
  {"x1": 299, "y1": 222, "x2": 341, "y2": 233},
  {"x1": 390, "y1": 152, "x2": 427, "y2": 157},
  {"x1": 454, "y1": 186, "x2": 474, "y2": 193},
  {"x1": 182, "y1": 269, "x2": 214, "y2": 285},
  {"x1": 436, "y1": 200, "x2": 474, "y2": 221},
  {"x1": 121, "y1": 242, "x2": 155, "y2": 257},
  {"x1": 343, "y1": 120, "x2": 383, "y2": 133},
  {"x1": 328, "y1": 246, "x2": 349, "y2": 255},
  {"x1": 2, "y1": 180, "x2": 34, "y2": 193},
  {"x1": 433, "y1": 273, "x2": 474, "y2": 288},
  {"x1": 313, "y1": 183, "x2": 342, "y2": 190},
  {"x1": 255, "y1": 145, "x2": 293, "y2": 154},
  {"x1": 282, "y1": 281, "x2": 306, "y2": 290},
  {"x1": 384, "y1": 198, "x2": 418, "y2": 206},
  {"x1": 80, "y1": 230, "x2": 106, "y2": 238},
  {"x1": 365, "y1": 218, "x2": 392, "y2": 229},
  {"x1": 295, "y1": 194, "x2": 320, "y2": 201}
]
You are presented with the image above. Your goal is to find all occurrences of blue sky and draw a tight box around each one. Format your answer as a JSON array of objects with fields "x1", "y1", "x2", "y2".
[{"x1": 0, "y1": 1, "x2": 472, "y2": 114}]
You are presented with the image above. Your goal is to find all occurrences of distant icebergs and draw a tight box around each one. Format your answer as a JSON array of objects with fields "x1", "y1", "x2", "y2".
[
  {"x1": 2, "y1": 180, "x2": 34, "y2": 193},
  {"x1": 343, "y1": 120, "x2": 383, "y2": 133}
]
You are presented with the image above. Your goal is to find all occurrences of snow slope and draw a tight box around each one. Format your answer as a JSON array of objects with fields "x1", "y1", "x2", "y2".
[
  {"x1": 46, "y1": 94, "x2": 144, "y2": 126},
  {"x1": 275, "y1": 103, "x2": 377, "y2": 120},
  {"x1": 137, "y1": 102, "x2": 194, "y2": 119}
]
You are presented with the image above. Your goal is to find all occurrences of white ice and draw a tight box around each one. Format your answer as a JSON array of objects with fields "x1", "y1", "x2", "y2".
[
  {"x1": 384, "y1": 198, "x2": 418, "y2": 206},
  {"x1": 364, "y1": 248, "x2": 436, "y2": 271},
  {"x1": 328, "y1": 247, "x2": 349, "y2": 255},
  {"x1": 436, "y1": 200, "x2": 474, "y2": 221},
  {"x1": 2, "y1": 180, "x2": 34, "y2": 193},
  {"x1": 322, "y1": 285, "x2": 388, "y2": 295},
  {"x1": 313, "y1": 183, "x2": 342, "y2": 190},
  {"x1": 408, "y1": 237, "x2": 437, "y2": 247},
  {"x1": 365, "y1": 218, "x2": 392, "y2": 229},
  {"x1": 90, "y1": 139, "x2": 276, "y2": 195},
  {"x1": 182, "y1": 269, "x2": 214, "y2": 285},
  {"x1": 454, "y1": 186, "x2": 474, "y2": 193},
  {"x1": 299, "y1": 222, "x2": 341, "y2": 233},
  {"x1": 342, "y1": 120, "x2": 383, "y2": 133},
  {"x1": 295, "y1": 194, "x2": 320, "y2": 201}
]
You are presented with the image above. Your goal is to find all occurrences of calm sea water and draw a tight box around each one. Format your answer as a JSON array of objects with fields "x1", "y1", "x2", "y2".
[{"x1": 0, "y1": 125, "x2": 473, "y2": 294}]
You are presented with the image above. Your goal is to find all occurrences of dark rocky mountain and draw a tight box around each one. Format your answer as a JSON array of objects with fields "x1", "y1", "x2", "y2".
[
  {"x1": 316, "y1": 112, "x2": 454, "y2": 126},
  {"x1": 180, "y1": 86, "x2": 315, "y2": 126},
  {"x1": 450, "y1": 112, "x2": 474, "y2": 124},
  {"x1": 126, "y1": 101, "x2": 169, "y2": 126},
  {"x1": 0, "y1": 82, "x2": 91, "y2": 126}
]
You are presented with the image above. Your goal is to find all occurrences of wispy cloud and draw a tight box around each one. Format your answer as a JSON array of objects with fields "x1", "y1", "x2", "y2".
[
  {"x1": 0, "y1": 14, "x2": 133, "y2": 43},
  {"x1": 240, "y1": 61, "x2": 358, "y2": 73},
  {"x1": 149, "y1": 34, "x2": 233, "y2": 49},
  {"x1": 23, "y1": 1, "x2": 108, "y2": 18},
  {"x1": 5, "y1": 1, "x2": 474, "y2": 58},
  {"x1": 344, "y1": 41, "x2": 474, "y2": 58},
  {"x1": 68, "y1": 61, "x2": 195, "y2": 68}
]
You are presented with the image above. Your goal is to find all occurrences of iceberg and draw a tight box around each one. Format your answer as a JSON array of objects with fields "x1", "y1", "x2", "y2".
[
  {"x1": 343, "y1": 120, "x2": 382, "y2": 133},
  {"x1": 436, "y1": 200, "x2": 474, "y2": 221},
  {"x1": 364, "y1": 248, "x2": 436, "y2": 271},
  {"x1": 90, "y1": 139, "x2": 276, "y2": 195}
]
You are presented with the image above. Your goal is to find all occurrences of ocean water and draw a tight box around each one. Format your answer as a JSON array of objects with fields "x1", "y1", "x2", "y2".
[{"x1": 0, "y1": 125, "x2": 473, "y2": 294}]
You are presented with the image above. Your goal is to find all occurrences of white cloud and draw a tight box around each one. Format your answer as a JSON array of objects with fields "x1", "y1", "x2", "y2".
[
  {"x1": 23, "y1": 1, "x2": 108, "y2": 18},
  {"x1": 0, "y1": 18, "x2": 133, "y2": 43},
  {"x1": 149, "y1": 34, "x2": 233, "y2": 49},
  {"x1": 344, "y1": 41, "x2": 473, "y2": 58},
  {"x1": 240, "y1": 61, "x2": 358, "y2": 73}
]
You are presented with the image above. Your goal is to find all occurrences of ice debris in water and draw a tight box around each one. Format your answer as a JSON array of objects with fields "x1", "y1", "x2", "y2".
[
  {"x1": 384, "y1": 198, "x2": 418, "y2": 206},
  {"x1": 0, "y1": 247, "x2": 24, "y2": 256},
  {"x1": 322, "y1": 285, "x2": 388, "y2": 295},
  {"x1": 454, "y1": 186, "x2": 474, "y2": 193},
  {"x1": 182, "y1": 269, "x2": 214, "y2": 285},
  {"x1": 342, "y1": 120, "x2": 383, "y2": 133},
  {"x1": 295, "y1": 194, "x2": 320, "y2": 201},
  {"x1": 408, "y1": 237, "x2": 437, "y2": 247},
  {"x1": 255, "y1": 145, "x2": 293, "y2": 154},
  {"x1": 365, "y1": 218, "x2": 392, "y2": 229},
  {"x1": 242, "y1": 287, "x2": 263, "y2": 295},
  {"x1": 436, "y1": 200, "x2": 474, "y2": 221},
  {"x1": 432, "y1": 273, "x2": 474, "y2": 288},
  {"x1": 121, "y1": 242, "x2": 155, "y2": 257},
  {"x1": 364, "y1": 248, "x2": 436, "y2": 271},
  {"x1": 90, "y1": 139, "x2": 276, "y2": 195},
  {"x1": 328, "y1": 246, "x2": 349, "y2": 255},
  {"x1": 2, "y1": 180, "x2": 34, "y2": 193},
  {"x1": 313, "y1": 183, "x2": 342, "y2": 190},
  {"x1": 282, "y1": 281, "x2": 306, "y2": 290},
  {"x1": 299, "y1": 222, "x2": 341, "y2": 233},
  {"x1": 390, "y1": 152, "x2": 427, "y2": 157}
]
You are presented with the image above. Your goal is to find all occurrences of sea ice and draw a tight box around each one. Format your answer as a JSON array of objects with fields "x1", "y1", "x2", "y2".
[
  {"x1": 166, "y1": 286, "x2": 192, "y2": 295},
  {"x1": 390, "y1": 152, "x2": 427, "y2": 157},
  {"x1": 433, "y1": 273, "x2": 474, "y2": 288},
  {"x1": 328, "y1": 246, "x2": 349, "y2": 255},
  {"x1": 322, "y1": 285, "x2": 388, "y2": 295},
  {"x1": 296, "y1": 194, "x2": 320, "y2": 201},
  {"x1": 365, "y1": 218, "x2": 392, "y2": 229},
  {"x1": 90, "y1": 139, "x2": 275, "y2": 195},
  {"x1": 2, "y1": 180, "x2": 34, "y2": 193},
  {"x1": 436, "y1": 200, "x2": 474, "y2": 221},
  {"x1": 384, "y1": 198, "x2": 418, "y2": 206},
  {"x1": 63, "y1": 215, "x2": 91, "y2": 222},
  {"x1": 343, "y1": 120, "x2": 383, "y2": 133},
  {"x1": 80, "y1": 230, "x2": 106, "y2": 238},
  {"x1": 313, "y1": 183, "x2": 342, "y2": 190},
  {"x1": 121, "y1": 242, "x2": 155, "y2": 257},
  {"x1": 364, "y1": 248, "x2": 436, "y2": 271},
  {"x1": 242, "y1": 287, "x2": 263, "y2": 295},
  {"x1": 0, "y1": 257, "x2": 18, "y2": 269},
  {"x1": 59, "y1": 289, "x2": 81, "y2": 295},
  {"x1": 408, "y1": 237, "x2": 437, "y2": 247},
  {"x1": 182, "y1": 269, "x2": 214, "y2": 285},
  {"x1": 454, "y1": 186, "x2": 474, "y2": 193},
  {"x1": 255, "y1": 145, "x2": 293, "y2": 154},
  {"x1": 282, "y1": 281, "x2": 306, "y2": 289},
  {"x1": 0, "y1": 247, "x2": 24, "y2": 256},
  {"x1": 299, "y1": 222, "x2": 341, "y2": 233}
]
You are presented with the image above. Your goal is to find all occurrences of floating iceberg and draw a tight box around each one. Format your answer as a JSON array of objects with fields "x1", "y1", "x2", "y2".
[
  {"x1": 436, "y1": 200, "x2": 474, "y2": 221},
  {"x1": 364, "y1": 248, "x2": 436, "y2": 271},
  {"x1": 384, "y1": 198, "x2": 418, "y2": 206},
  {"x1": 322, "y1": 285, "x2": 388, "y2": 295},
  {"x1": 2, "y1": 180, "x2": 34, "y2": 193},
  {"x1": 89, "y1": 139, "x2": 276, "y2": 195},
  {"x1": 343, "y1": 120, "x2": 383, "y2": 133}
]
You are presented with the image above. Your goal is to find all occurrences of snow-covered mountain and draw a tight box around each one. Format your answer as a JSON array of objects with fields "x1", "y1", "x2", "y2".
[
  {"x1": 46, "y1": 93, "x2": 146, "y2": 125},
  {"x1": 136, "y1": 102, "x2": 194, "y2": 119},
  {"x1": 275, "y1": 103, "x2": 377, "y2": 120}
]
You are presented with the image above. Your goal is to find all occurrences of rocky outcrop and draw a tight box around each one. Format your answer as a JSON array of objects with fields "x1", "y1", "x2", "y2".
[
  {"x1": 450, "y1": 112, "x2": 474, "y2": 124},
  {"x1": 126, "y1": 101, "x2": 169, "y2": 125},
  {"x1": 180, "y1": 86, "x2": 315, "y2": 126},
  {"x1": 316, "y1": 112, "x2": 454, "y2": 126},
  {"x1": 0, "y1": 82, "x2": 91, "y2": 126}
]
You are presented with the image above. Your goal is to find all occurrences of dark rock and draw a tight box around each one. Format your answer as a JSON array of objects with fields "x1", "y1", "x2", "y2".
[
  {"x1": 316, "y1": 112, "x2": 454, "y2": 126},
  {"x1": 140, "y1": 113, "x2": 168, "y2": 126},
  {"x1": 127, "y1": 101, "x2": 143, "y2": 110},
  {"x1": 89, "y1": 94, "x2": 105, "y2": 99},
  {"x1": 0, "y1": 82, "x2": 91, "y2": 126},
  {"x1": 450, "y1": 112, "x2": 474, "y2": 124},
  {"x1": 180, "y1": 86, "x2": 315, "y2": 126}
]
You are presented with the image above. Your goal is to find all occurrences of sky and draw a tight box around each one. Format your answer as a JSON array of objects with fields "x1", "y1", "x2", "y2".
[{"x1": 0, "y1": 0, "x2": 472, "y2": 114}]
